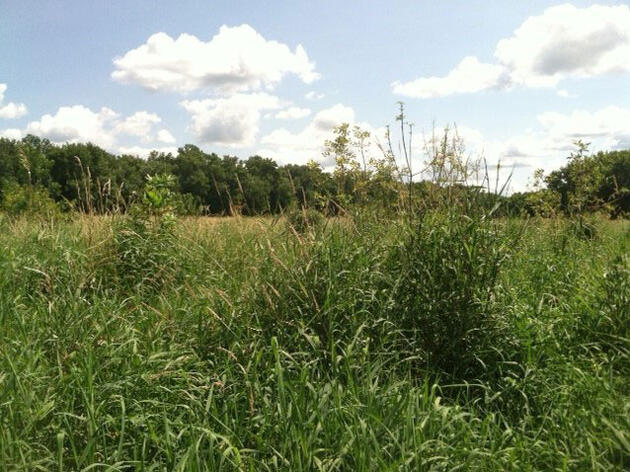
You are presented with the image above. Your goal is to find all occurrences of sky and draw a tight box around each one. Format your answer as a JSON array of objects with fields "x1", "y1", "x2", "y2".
[{"x1": 1, "y1": 0, "x2": 630, "y2": 190}]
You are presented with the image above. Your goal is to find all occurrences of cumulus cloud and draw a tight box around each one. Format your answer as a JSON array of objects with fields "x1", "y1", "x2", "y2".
[
  {"x1": 275, "y1": 106, "x2": 311, "y2": 120},
  {"x1": 474, "y1": 106, "x2": 630, "y2": 179},
  {"x1": 112, "y1": 25, "x2": 319, "y2": 94},
  {"x1": 113, "y1": 111, "x2": 175, "y2": 144},
  {"x1": 259, "y1": 104, "x2": 364, "y2": 166},
  {"x1": 118, "y1": 145, "x2": 178, "y2": 158},
  {"x1": 536, "y1": 106, "x2": 630, "y2": 150},
  {"x1": 156, "y1": 128, "x2": 176, "y2": 144},
  {"x1": 448, "y1": 105, "x2": 630, "y2": 190},
  {"x1": 26, "y1": 105, "x2": 119, "y2": 148},
  {"x1": 0, "y1": 83, "x2": 28, "y2": 119},
  {"x1": 0, "y1": 128, "x2": 23, "y2": 140},
  {"x1": 495, "y1": 4, "x2": 630, "y2": 86},
  {"x1": 23, "y1": 105, "x2": 176, "y2": 154},
  {"x1": 0, "y1": 102, "x2": 28, "y2": 119},
  {"x1": 392, "y1": 57, "x2": 507, "y2": 98},
  {"x1": 393, "y1": 3, "x2": 630, "y2": 98},
  {"x1": 113, "y1": 111, "x2": 161, "y2": 139},
  {"x1": 180, "y1": 92, "x2": 281, "y2": 147}
]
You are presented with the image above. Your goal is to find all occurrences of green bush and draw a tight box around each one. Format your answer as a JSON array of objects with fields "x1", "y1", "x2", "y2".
[
  {"x1": 173, "y1": 192, "x2": 202, "y2": 216},
  {"x1": 0, "y1": 182, "x2": 59, "y2": 217}
]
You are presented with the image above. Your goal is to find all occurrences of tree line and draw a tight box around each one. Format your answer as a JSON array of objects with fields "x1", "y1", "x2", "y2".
[
  {"x1": 1, "y1": 130, "x2": 630, "y2": 218},
  {"x1": 505, "y1": 141, "x2": 630, "y2": 218},
  {"x1": 0, "y1": 135, "x2": 334, "y2": 215},
  {"x1": 0, "y1": 122, "x2": 403, "y2": 216}
]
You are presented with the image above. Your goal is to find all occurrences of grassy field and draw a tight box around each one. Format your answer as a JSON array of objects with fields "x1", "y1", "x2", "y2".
[{"x1": 1, "y1": 211, "x2": 630, "y2": 470}]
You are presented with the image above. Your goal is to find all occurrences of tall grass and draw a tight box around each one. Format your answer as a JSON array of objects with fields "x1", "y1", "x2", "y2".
[{"x1": 0, "y1": 206, "x2": 629, "y2": 470}]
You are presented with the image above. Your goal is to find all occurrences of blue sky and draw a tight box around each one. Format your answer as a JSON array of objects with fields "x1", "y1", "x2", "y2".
[{"x1": 1, "y1": 1, "x2": 629, "y2": 189}]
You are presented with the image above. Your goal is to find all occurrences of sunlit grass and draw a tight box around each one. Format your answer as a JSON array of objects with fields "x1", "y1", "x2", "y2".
[{"x1": 0, "y1": 213, "x2": 629, "y2": 470}]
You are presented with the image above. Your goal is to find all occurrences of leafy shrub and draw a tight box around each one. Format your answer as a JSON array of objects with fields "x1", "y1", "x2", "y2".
[
  {"x1": 0, "y1": 182, "x2": 59, "y2": 217},
  {"x1": 173, "y1": 192, "x2": 202, "y2": 216}
]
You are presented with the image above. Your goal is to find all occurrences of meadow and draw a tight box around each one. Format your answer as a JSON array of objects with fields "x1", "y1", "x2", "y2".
[{"x1": 1, "y1": 204, "x2": 630, "y2": 471}]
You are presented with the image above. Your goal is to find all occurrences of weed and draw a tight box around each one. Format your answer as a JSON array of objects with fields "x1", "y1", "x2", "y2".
[{"x1": 110, "y1": 174, "x2": 181, "y2": 292}]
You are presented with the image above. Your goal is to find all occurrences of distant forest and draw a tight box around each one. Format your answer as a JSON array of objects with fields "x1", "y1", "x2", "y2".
[{"x1": 1, "y1": 132, "x2": 630, "y2": 218}]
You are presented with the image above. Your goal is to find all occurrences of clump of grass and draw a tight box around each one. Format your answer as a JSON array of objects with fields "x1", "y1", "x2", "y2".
[
  {"x1": 583, "y1": 253, "x2": 630, "y2": 355},
  {"x1": 389, "y1": 209, "x2": 512, "y2": 380},
  {"x1": 284, "y1": 206, "x2": 324, "y2": 235},
  {"x1": 251, "y1": 217, "x2": 389, "y2": 371},
  {"x1": 569, "y1": 214, "x2": 600, "y2": 240}
]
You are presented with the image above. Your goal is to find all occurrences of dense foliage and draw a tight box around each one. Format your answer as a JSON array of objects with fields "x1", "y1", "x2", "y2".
[
  {"x1": 2, "y1": 132, "x2": 630, "y2": 219},
  {"x1": 1, "y1": 208, "x2": 630, "y2": 469},
  {"x1": 506, "y1": 143, "x2": 630, "y2": 218},
  {"x1": 0, "y1": 136, "x2": 307, "y2": 215},
  {"x1": 0, "y1": 129, "x2": 401, "y2": 216}
]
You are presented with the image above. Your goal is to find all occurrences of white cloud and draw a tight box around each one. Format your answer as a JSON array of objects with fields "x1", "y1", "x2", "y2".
[
  {"x1": 26, "y1": 105, "x2": 119, "y2": 148},
  {"x1": 537, "y1": 106, "x2": 630, "y2": 150},
  {"x1": 23, "y1": 105, "x2": 176, "y2": 154},
  {"x1": 305, "y1": 91, "x2": 325, "y2": 100},
  {"x1": 0, "y1": 128, "x2": 23, "y2": 140},
  {"x1": 113, "y1": 111, "x2": 161, "y2": 139},
  {"x1": 112, "y1": 24, "x2": 319, "y2": 94},
  {"x1": 181, "y1": 92, "x2": 281, "y2": 147},
  {"x1": 156, "y1": 128, "x2": 176, "y2": 143},
  {"x1": 275, "y1": 106, "x2": 311, "y2": 120},
  {"x1": 118, "y1": 145, "x2": 178, "y2": 158},
  {"x1": 260, "y1": 104, "x2": 361, "y2": 166},
  {"x1": 0, "y1": 83, "x2": 28, "y2": 119},
  {"x1": 392, "y1": 56, "x2": 507, "y2": 98},
  {"x1": 112, "y1": 111, "x2": 175, "y2": 144},
  {"x1": 393, "y1": 4, "x2": 630, "y2": 98},
  {"x1": 310, "y1": 104, "x2": 356, "y2": 132},
  {"x1": 495, "y1": 4, "x2": 630, "y2": 87},
  {"x1": 443, "y1": 105, "x2": 630, "y2": 191},
  {"x1": 0, "y1": 102, "x2": 28, "y2": 119}
]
